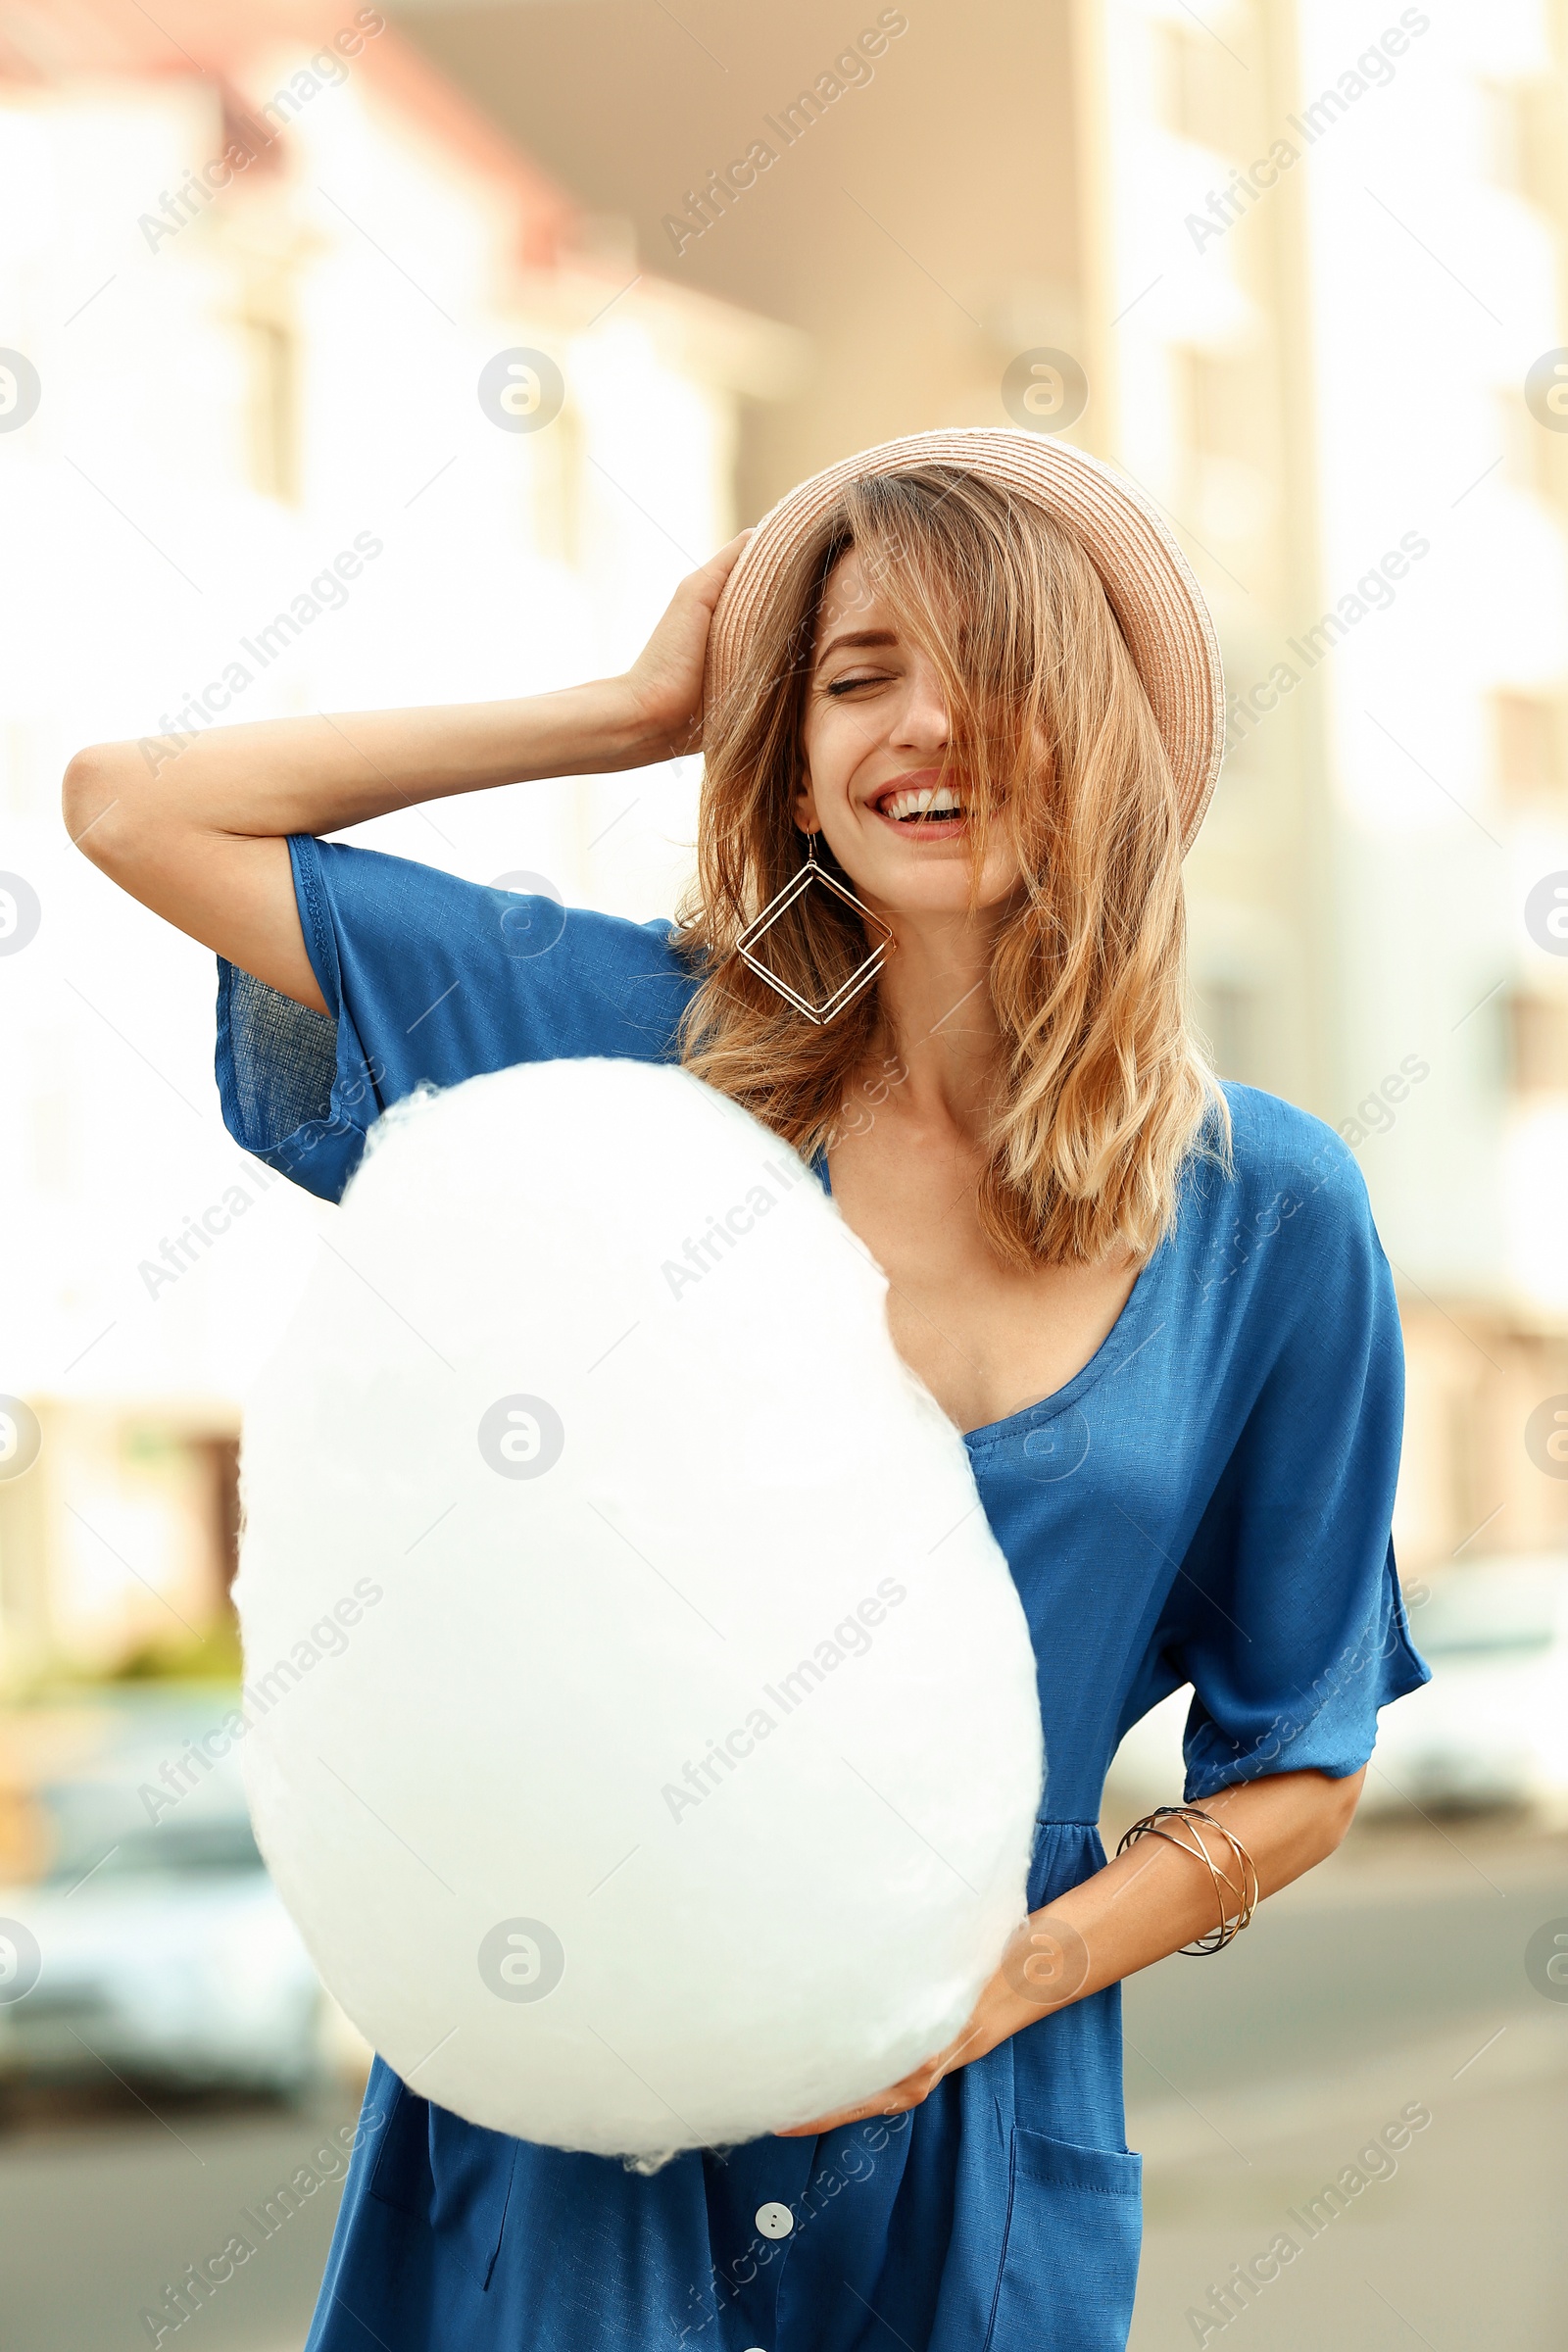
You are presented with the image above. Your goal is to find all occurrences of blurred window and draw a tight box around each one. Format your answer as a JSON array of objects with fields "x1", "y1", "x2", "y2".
[
  {"x1": 1478, "y1": 79, "x2": 1531, "y2": 195},
  {"x1": 1445, "y1": 1384, "x2": 1492, "y2": 1543},
  {"x1": 1175, "y1": 348, "x2": 1268, "y2": 544},
  {"x1": 533, "y1": 401, "x2": 584, "y2": 566},
  {"x1": 1498, "y1": 387, "x2": 1553, "y2": 498},
  {"x1": 1177, "y1": 349, "x2": 1246, "y2": 459},
  {"x1": 1153, "y1": 23, "x2": 1245, "y2": 156},
  {"x1": 1505, "y1": 992, "x2": 1568, "y2": 1093},
  {"x1": 244, "y1": 311, "x2": 300, "y2": 504},
  {"x1": 1193, "y1": 975, "x2": 1262, "y2": 1084},
  {"x1": 29, "y1": 1087, "x2": 72, "y2": 1194},
  {"x1": 1492, "y1": 690, "x2": 1561, "y2": 806}
]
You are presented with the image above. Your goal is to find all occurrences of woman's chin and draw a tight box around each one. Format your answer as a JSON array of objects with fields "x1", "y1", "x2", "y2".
[{"x1": 845, "y1": 850, "x2": 1021, "y2": 925}]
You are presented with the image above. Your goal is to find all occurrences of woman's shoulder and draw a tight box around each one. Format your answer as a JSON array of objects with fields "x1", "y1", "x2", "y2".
[
  {"x1": 1217, "y1": 1080, "x2": 1364, "y2": 1202},
  {"x1": 306, "y1": 835, "x2": 689, "y2": 974},
  {"x1": 298, "y1": 833, "x2": 699, "y2": 1045},
  {"x1": 1176, "y1": 1081, "x2": 1384, "y2": 1302},
  {"x1": 220, "y1": 838, "x2": 703, "y2": 1202}
]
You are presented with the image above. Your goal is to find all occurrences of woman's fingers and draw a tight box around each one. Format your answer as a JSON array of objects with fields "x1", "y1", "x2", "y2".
[
  {"x1": 775, "y1": 2057, "x2": 945, "y2": 2139},
  {"x1": 621, "y1": 529, "x2": 755, "y2": 755},
  {"x1": 688, "y1": 527, "x2": 755, "y2": 611},
  {"x1": 772, "y1": 1998, "x2": 1008, "y2": 2138},
  {"x1": 775, "y1": 2097, "x2": 906, "y2": 2137}
]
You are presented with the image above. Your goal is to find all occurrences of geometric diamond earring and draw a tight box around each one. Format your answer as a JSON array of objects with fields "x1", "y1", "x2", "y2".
[{"x1": 735, "y1": 831, "x2": 895, "y2": 1026}]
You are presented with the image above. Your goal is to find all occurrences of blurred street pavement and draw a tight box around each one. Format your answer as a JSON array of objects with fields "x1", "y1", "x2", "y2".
[
  {"x1": 0, "y1": 2084, "x2": 361, "y2": 2352},
  {"x1": 1125, "y1": 1813, "x2": 1568, "y2": 2350}
]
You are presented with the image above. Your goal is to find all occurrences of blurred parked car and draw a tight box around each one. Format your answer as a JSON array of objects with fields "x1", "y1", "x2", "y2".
[
  {"x1": 0, "y1": 1691, "x2": 336, "y2": 2097},
  {"x1": 1361, "y1": 1559, "x2": 1568, "y2": 1818}
]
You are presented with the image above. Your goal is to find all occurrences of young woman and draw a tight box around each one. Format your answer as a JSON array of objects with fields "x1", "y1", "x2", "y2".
[{"x1": 65, "y1": 429, "x2": 1426, "y2": 2352}]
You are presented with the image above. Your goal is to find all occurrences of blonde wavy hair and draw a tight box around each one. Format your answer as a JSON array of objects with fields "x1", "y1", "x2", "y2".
[{"x1": 674, "y1": 466, "x2": 1228, "y2": 1267}]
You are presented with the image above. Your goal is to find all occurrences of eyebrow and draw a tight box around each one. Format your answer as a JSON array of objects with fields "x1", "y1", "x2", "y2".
[{"x1": 813, "y1": 625, "x2": 900, "y2": 669}]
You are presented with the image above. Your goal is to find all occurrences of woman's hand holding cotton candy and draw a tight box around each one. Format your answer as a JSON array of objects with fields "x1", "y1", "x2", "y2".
[
  {"x1": 781, "y1": 1764, "x2": 1368, "y2": 2135},
  {"x1": 617, "y1": 528, "x2": 753, "y2": 756},
  {"x1": 777, "y1": 1914, "x2": 1065, "y2": 2136}
]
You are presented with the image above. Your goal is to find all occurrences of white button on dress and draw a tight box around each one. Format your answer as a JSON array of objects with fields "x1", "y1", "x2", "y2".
[{"x1": 755, "y1": 2200, "x2": 795, "y2": 2239}]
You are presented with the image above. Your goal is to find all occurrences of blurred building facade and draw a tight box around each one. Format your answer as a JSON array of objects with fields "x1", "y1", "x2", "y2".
[
  {"x1": 1072, "y1": 0, "x2": 1568, "y2": 1575},
  {"x1": 0, "y1": 0, "x2": 796, "y2": 1686}
]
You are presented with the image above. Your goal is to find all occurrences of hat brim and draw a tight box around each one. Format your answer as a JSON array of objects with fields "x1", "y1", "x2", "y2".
[{"x1": 704, "y1": 426, "x2": 1225, "y2": 855}]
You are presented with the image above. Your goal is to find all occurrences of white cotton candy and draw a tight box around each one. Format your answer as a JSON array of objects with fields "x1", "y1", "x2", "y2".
[{"x1": 236, "y1": 1057, "x2": 1043, "y2": 2162}]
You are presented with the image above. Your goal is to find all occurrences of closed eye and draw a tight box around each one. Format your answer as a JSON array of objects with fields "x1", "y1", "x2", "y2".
[{"x1": 823, "y1": 671, "x2": 891, "y2": 696}]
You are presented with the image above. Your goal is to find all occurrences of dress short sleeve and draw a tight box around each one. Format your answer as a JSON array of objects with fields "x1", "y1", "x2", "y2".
[
  {"x1": 1156, "y1": 1124, "x2": 1428, "y2": 1798},
  {"x1": 216, "y1": 835, "x2": 696, "y2": 1201}
]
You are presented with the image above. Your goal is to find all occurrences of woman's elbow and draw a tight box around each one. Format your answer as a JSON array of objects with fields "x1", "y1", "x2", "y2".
[
  {"x1": 62, "y1": 743, "x2": 144, "y2": 872},
  {"x1": 1314, "y1": 1765, "x2": 1366, "y2": 1857}
]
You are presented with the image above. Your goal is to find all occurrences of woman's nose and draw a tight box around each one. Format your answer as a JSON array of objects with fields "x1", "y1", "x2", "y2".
[{"x1": 892, "y1": 660, "x2": 951, "y2": 751}]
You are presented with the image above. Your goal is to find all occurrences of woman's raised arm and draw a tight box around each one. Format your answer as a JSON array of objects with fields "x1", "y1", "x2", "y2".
[{"x1": 60, "y1": 532, "x2": 750, "y2": 1013}]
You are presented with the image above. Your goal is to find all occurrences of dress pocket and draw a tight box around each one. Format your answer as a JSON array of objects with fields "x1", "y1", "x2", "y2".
[
  {"x1": 367, "y1": 2078, "x2": 520, "y2": 2289},
  {"x1": 984, "y1": 2125, "x2": 1143, "y2": 2352}
]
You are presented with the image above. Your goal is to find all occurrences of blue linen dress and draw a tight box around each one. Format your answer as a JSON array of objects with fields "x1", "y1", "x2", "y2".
[{"x1": 216, "y1": 837, "x2": 1429, "y2": 2352}]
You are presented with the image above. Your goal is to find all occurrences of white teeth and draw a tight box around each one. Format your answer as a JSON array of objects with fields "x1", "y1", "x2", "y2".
[{"x1": 881, "y1": 783, "x2": 964, "y2": 822}]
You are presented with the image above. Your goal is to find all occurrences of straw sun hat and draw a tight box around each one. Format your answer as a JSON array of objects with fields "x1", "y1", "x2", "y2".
[{"x1": 704, "y1": 426, "x2": 1225, "y2": 854}]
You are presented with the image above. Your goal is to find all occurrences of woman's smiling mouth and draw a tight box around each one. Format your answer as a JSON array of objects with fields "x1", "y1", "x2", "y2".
[{"x1": 869, "y1": 777, "x2": 969, "y2": 837}]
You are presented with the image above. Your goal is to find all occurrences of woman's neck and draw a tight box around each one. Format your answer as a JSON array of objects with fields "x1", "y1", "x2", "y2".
[{"x1": 869, "y1": 906, "x2": 1007, "y2": 1135}]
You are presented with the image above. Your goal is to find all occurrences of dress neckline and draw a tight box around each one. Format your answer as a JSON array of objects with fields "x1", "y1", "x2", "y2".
[
  {"x1": 959, "y1": 1231, "x2": 1171, "y2": 1449},
  {"x1": 810, "y1": 1145, "x2": 1175, "y2": 1454}
]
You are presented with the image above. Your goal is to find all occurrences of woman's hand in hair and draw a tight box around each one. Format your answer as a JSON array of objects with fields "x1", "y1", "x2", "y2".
[{"x1": 619, "y1": 530, "x2": 752, "y2": 758}]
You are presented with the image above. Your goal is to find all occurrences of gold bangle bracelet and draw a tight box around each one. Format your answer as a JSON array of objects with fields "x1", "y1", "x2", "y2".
[{"x1": 1115, "y1": 1803, "x2": 1260, "y2": 1954}]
